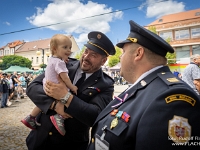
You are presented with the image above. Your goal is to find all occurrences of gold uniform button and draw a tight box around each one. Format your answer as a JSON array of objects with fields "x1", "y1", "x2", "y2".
[
  {"x1": 89, "y1": 92, "x2": 92, "y2": 96},
  {"x1": 92, "y1": 138, "x2": 94, "y2": 143},
  {"x1": 161, "y1": 72, "x2": 165, "y2": 74},
  {"x1": 49, "y1": 132, "x2": 52, "y2": 135}
]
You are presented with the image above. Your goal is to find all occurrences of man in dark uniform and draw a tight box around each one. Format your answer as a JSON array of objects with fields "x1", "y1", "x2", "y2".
[
  {"x1": 26, "y1": 31, "x2": 116, "y2": 150},
  {"x1": 0, "y1": 73, "x2": 9, "y2": 108},
  {"x1": 87, "y1": 20, "x2": 200, "y2": 150}
]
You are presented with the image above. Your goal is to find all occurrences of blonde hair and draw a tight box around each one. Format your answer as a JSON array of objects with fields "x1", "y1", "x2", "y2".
[{"x1": 50, "y1": 34, "x2": 70, "y2": 55}]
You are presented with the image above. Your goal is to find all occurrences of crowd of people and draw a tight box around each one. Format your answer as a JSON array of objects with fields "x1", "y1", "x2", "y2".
[
  {"x1": 0, "y1": 72, "x2": 38, "y2": 108},
  {"x1": 1, "y1": 20, "x2": 200, "y2": 150}
]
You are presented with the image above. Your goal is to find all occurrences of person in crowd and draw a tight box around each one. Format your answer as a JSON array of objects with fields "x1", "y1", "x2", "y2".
[
  {"x1": 25, "y1": 31, "x2": 116, "y2": 150},
  {"x1": 10, "y1": 71, "x2": 21, "y2": 101},
  {"x1": 25, "y1": 73, "x2": 31, "y2": 88},
  {"x1": 21, "y1": 34, "x2": 78, "y2": 136},
  {"x1": 173, "y1": 69, "x2": 180, "y2": 77},
  {"x1": 18, "y1": 73, "x2": 26, "y2": 89},
  {"x1": 182, "y1": 54, "x2": 200, "y2": 94},
  {"x1": 86, "y1": 20, "x2": 200, "y2": 150},
  {"x1": 0, "y1": 73, "x2": 9, "y2": 108},
  {"x1": 7, "y1": 73, "x2": 13, "y2": 106}
]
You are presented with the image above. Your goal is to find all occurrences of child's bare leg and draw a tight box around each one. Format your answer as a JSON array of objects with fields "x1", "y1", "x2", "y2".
[{"x1": 30, "y1": 106, "x2": 41, "y2": 117}]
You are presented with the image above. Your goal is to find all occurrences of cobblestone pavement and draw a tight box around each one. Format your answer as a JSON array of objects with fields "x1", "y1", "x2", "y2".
[
  {"x1": 0, "y1": 95, "x2": 35, "y2": 150},
  {"x1": 0, "y1": 85, "x2": 128, "y2": 150}
]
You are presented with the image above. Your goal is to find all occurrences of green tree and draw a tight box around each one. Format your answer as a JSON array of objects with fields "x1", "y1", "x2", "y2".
[
  {"x1": 0, "y1": 55, "x2": 32, "y2": 70},
  {"x1": 108, "y1": 46, "x2": 122, "y2": 67},
  {"x1": 40, "y1": 64, "x2": 47, "y2": 69},
  {"x1": 148, "y1": 26, "x2": 157, "y2": 34},
  {"x1": 148, "y1": 26, "x2": 176, "y2": 64},
  {"x1": 75, "y1": 47, "x2": 86, "y2": 60}
]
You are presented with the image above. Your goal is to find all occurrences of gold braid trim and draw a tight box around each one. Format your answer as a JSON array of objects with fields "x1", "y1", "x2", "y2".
[{"x1": 88, "y1": 41, "x2": 109, "y2": 56}]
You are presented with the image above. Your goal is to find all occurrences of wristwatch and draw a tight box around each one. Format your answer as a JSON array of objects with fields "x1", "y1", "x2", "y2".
[{"x1": 60, "y1": 92, "x2": 72, "y2": 104}]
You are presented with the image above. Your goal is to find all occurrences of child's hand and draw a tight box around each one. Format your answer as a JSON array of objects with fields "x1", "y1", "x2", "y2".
[
  {"x1": 71, "y1": 86, "x2": 78, "y2": 95},
  {"x1": 64, "y1": 57, "x2": 69, "y2": 63}
]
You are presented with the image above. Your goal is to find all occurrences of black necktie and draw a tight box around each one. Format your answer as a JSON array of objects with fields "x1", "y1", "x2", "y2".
[{"x1": 75, "y1": 73, "x2": 86, "y2": 87}]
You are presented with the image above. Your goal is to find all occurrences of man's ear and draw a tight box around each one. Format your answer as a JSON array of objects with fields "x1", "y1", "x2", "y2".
[
  {"x1": 101, "y1": 57, "x2": 107, "y2": 66},
  {"x1": 135, "y1": 47, "x2": 144, "y2": 60}
]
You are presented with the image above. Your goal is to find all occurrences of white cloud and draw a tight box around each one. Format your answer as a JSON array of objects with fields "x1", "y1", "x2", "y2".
[
  {"x1": 26, "y1": 0, "x2": 123, "y2": 44},
  {"x1": 3, "y1": 22, "x2": 11, "y2": 26},
  {"x1": 139, "y1": 0, "x2": 185, "y2": 18}
]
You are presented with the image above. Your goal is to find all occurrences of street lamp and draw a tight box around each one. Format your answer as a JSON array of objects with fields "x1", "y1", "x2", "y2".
[{"x1": 36, "y1": 49, "x2": 50, "y2": 72}]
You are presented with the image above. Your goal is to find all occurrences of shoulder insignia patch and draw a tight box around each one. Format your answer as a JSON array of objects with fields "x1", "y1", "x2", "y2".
[
  {"x1": 167, "y1": 78, "x2": 179, "y2": 82},
  {"x1": 165, "y1": 94, "x2": 196, "y2": 106},
  {"x1": 168, "y1": 115, "x2": 191, "y2": 144}
]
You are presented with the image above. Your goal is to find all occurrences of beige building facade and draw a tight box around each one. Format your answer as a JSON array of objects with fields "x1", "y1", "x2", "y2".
[
  {"x1": 1, "y1": 35, "x2": 80, "y2": 70},
  {"x1": 145, "y1": 8, "x2": 200, "y2": 63}
]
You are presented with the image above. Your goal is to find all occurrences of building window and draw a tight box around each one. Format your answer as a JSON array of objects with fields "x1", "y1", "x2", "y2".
[
  {"x1": 175, "y1": 46, "x2": 190, "y2": 61},
  {"x1": 0, "y1": 50, "x2": 3, "y2": 56},
  {"x1": 158, "y1": 19, "x2": 163, "y2": 22},
  {"x1": 175, "y1": 29, "x2": 189, "y2": 40},
  {"x1": 31, "y1": 57, "x2": 33, "y2": 63},
  {"x1": 159, "y1": 31, "x2": 173, "y2": 40},
  {"x1": 36, "y1": 57, "x2": 39, "y2": 63},
  {"x1": 195, "y1": 12, "x2": 200, "y2": 16},
  {"x1": 191, "y1": 27, "x2": 200, "y2": 38},
  {"x1": 192, "y1": 45, "x2": 200, "y2": 54}
]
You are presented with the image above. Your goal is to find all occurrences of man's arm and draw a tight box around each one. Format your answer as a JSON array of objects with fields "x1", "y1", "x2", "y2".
[
  {"x1": 45, "y1": 76, "x2": 114, "y2": 126},
  {"x1": 13, "y1": 76, "x2": 20, "y2": 84}
]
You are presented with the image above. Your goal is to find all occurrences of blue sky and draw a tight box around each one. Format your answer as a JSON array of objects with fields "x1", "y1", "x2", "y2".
[{"x1": 0, "y1": 0, "x2": 199, "y2": 49}]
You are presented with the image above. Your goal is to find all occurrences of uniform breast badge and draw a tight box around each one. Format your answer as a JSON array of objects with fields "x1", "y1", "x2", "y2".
[
  {"x1": 122, "y1": 112, "x2": 130, "y2": 123},
  {"x1": 88, "y1": 87, "x2": 101, "y2": 92},
  {"x1": 168, "y1": 115, "x2": 191, "y2": 144},
  {"x1": 110, "y1": 111, "x2": 123, "y2": 129}
]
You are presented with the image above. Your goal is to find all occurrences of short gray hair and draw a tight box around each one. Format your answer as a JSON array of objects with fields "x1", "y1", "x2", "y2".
[{"x1": 190, "y1": 54, "x2": 200, "y2": 62}]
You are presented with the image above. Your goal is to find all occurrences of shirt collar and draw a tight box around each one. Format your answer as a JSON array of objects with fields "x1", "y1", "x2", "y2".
[{"x1": 128, "y1": 65, "x2": 163, "y2": 89}]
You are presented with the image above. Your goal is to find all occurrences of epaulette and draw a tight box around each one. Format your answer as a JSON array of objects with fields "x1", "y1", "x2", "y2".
[
  {"x1": 157, "y1": 72, "x2": 183, "y2": 86},
  {"x1": 103, "y1": 72, "x2": 114, "y2": 82}
]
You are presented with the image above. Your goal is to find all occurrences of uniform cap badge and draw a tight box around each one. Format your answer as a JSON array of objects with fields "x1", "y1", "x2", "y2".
[{"x1": 97, "y1": 34, "x2": 101, "y2": 39}]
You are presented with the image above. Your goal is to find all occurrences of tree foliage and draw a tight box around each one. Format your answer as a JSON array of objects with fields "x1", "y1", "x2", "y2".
[
  {"x1": 40, "y1": 63, "x2": 47, "y2": 68},
  {"x1": 108, "y1": 47, "x2": 122, "y2": 67},
  {"x1": 75, "y1": 47, "x2": 86, "y2": 60},
  {"x1": 0, "y1": 55, "x2": 32, "y2": 70}
]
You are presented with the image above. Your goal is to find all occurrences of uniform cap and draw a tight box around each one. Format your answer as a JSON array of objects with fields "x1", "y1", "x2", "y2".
[
  {"x1": 84, "y1": 31, "x2": 116, "y2": 56},
  {"x1": 116, "y1": 20, "x2": 174, "y2": 57}
]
